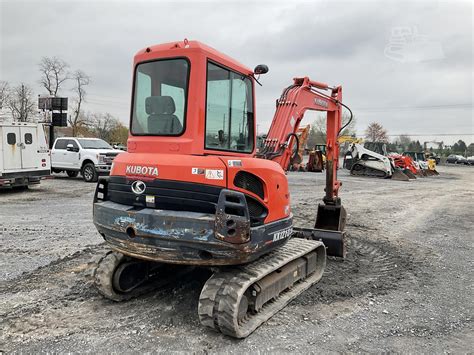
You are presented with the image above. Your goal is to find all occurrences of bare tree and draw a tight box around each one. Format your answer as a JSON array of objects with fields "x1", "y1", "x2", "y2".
[
  {"x1": 7, "y1": 83, "x2": 36, "y2": 122},
  {"x1": 38, "y1": 57, "x2": 70, "y2": 96},
  {"x1": 340, "y1": 113, "x2": 357, "y2": 136},
  {"x1": 0, "y1": 81, "x2": 10, "y2": 110},
  {"x1": 91, "y1": 113, "x2": 120, "y2": 142},
  {"x1": 109, "y1": 124, "x2": 129, "y2": 145},
  {"x1": 308, "y1": 113, "x2": 356, "y2": 147},
  {"x1": 365, "y1": 122, "x2": 389, "y2": 142},
  {"x1": 69, "y1": 70, "x2": 90, "y2": 136},
  {"x1": 312, "y1": 113, "x2": 356, "y2": 136},
  {"x1": 396, "y1": 134, "x2": 412, "y2": 150}
]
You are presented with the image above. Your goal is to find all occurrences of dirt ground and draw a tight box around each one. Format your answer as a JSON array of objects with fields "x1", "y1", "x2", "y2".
[{"x1": 1, "y1": 165, "x2": 473, "y2": 353}]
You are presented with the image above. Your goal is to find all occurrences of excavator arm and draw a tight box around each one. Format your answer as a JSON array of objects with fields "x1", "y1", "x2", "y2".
[
  {"x1": 258, "y1": 77, "x2": 347, "y2": 256},
  {"x1": 258, "y1": 77, "x2": 343, "y2": 205}
]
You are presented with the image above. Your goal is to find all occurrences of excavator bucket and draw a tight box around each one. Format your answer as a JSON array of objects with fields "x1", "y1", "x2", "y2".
[
  {"x1": 293, "y1": 203, "x2": 346, "y2": 258},
  {"x1": 315, "y1": 203, "x2": 347, "y2": 231},
  {"x1": 391, "y1": 169, "x2": 410, "y2": 181},
  {"x1": 424, "y1": 169, "x2": 438, "y2": 176},
  {"x1": 403, "y1": 169, "x2": 417, "y2": 179}
]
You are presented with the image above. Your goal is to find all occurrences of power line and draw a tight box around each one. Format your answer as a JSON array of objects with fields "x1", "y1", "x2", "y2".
[
  {"x1": 355, "y1": 103, "x2": 471, "y2": 110},
  {"x1": 385, "y1": 133, "x2": 473, "y2": 137}
]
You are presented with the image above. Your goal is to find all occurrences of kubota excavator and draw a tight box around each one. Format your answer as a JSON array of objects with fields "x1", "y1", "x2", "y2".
[
  {"x1": 91, "y1": 40, "x2": 349, "y2": 338},
  {"x1": 288, "y1": 124, "x2": 310, "y2": 171}
]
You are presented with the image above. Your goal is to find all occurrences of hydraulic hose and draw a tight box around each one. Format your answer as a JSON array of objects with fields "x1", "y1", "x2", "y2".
[{"x1": 338, "y1": 101, "x2": 353, "y2": 136}]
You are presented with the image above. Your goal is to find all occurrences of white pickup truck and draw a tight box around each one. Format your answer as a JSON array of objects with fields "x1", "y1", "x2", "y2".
[{"x1": 51, "y1": 137, "x2": 122, "y2": 182}]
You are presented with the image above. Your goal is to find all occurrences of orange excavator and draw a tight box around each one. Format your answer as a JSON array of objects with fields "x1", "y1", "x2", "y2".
[
  {"x1": 92, "y1": 40, "x2": 350, "y2": 338},
  {"x1": 288, "y1": 124, "x2": 310, "y2": 171}
]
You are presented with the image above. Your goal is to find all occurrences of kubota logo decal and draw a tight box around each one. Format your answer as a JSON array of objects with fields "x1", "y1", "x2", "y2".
[
  {"x1": 315, "y1": 98, "x2": 328, "y2": 108},
  {"x1": 131, "y1": 180, "x2": 146, "y2": 195},
  {"x1": 125, "y1": 165, "x2": 159, "y2": 176}
]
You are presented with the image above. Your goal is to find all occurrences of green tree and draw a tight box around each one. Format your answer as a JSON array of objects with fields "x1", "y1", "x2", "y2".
[
  {"x1": 456, "y1": 140, "x2": 467, "y2": 154},
  {"x1": 467, "y1": 143, "x2": 474, "y2": 156}
]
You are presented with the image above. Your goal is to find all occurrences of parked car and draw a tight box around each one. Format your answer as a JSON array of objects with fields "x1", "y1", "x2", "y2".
[
  {"x1": 456, "y1": 156, "x2": 468, "y2": 165},
  {"x1": 446, "y1": 154, "x2": 468, "y2": 164},
  {"x1": 0, "y1": 122, "x2": 51, "y2": 188},
  {"x1": 467, "y1": 156, "x2": 474, "y2": 165},
  {"x1": 112, "y1": 142, "x2": 127, "y2": 151},
  {"x1": 51, "y1": 137, "x2": 122, "y2": 182}
]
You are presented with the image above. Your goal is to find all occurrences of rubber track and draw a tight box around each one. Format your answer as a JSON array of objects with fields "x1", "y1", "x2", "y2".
[
  {"x1": 350, "y1": 163, "x2": 388, "y2": 178},
  {"x1": 92, "y1": 251, "x2": 137, "y2": 302},
  {"x1": 198, "y1": 239, "x2": 326, "y2": 338},
  {"x1": 91, "y1": 251, "x2": 193, "y2": 302}
]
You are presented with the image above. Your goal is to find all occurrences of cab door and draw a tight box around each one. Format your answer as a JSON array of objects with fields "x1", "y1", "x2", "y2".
[
  {"x1": 2, "y1": 127, "x2": 22, "y2": 170},
  {"x1": 19, "y1": 126, "x2": 38, "y2": 169},
  {"x1": 63, "y1": 139, "x2": 80, "y2": 168},
  {"x1": 51, "y1": 138, "x2": 68, "y2": 168}
]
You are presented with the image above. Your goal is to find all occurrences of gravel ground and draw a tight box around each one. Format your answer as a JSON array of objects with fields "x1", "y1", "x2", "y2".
[{"x1": 0, "y1": 166, "x2": 472, "y2": 353}]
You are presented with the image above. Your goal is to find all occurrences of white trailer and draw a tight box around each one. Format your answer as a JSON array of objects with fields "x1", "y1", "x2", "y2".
[{"x1": 0, "y1": 122, "x2": 51, "y2": 188}]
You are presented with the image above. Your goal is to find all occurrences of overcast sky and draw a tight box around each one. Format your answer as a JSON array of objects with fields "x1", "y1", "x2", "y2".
[{"x1": 1, "y1": 0, "x2": 472, "y2": 145}]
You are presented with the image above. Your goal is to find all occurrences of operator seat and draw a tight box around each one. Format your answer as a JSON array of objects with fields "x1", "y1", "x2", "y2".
[{"x1": 146, "y1": 96, "x2": 182, "y2": 134}]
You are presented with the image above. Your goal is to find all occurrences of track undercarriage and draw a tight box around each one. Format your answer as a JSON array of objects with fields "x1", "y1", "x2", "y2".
[{"x1": 91, "y1": 238, "x2": 326, "y2": 338}]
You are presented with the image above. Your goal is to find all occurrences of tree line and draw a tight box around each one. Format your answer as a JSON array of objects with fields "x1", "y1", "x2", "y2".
[
  {"x1": 0, "y1": 57, "x2": 128, "y2": 144},
  {"x1": 305, "y1": 118, "x2": 473, "y2": 157}
]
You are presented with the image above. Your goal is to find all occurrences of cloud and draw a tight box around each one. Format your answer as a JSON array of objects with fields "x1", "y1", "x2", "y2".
[{"x1": 0, "y1": 0, "x2": 472, "y2": 144}]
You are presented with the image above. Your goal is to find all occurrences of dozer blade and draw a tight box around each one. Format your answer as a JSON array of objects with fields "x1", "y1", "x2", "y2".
[
  {"x1": 391, "y1": 169, "x2": 410, "y2": 181},
  {"x1": 198, "y1": 239, "x2": 326, "y2": 338},
  {"x1": 292, "y1": 226, "x2": 345, "y2": 258}
]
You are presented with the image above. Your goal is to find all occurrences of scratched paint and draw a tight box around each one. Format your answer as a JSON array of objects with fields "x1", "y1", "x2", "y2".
[{"x1": 115, "y1": 216, "x2": 135, "y2": 227}]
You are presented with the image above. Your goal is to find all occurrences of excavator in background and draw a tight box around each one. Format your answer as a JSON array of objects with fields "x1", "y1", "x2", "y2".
[
  {"x1": 91, "y1": 40, "x2": 350, "y2": 338},
  {"x1": 289, "y1": 124, "x2": 310, "y2": 171},
  {"x1": 306, "y1": 144, "x2": 326, "y2": 172}
]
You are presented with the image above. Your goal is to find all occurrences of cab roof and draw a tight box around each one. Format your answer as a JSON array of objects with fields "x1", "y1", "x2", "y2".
[{"x1": 134, "y1": 39, "x2": 253, "y2": 75}]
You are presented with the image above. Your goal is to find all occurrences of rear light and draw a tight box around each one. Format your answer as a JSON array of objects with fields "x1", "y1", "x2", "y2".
[{"x1": 41, "y1": 159, "x2": 46, "y2": 162}]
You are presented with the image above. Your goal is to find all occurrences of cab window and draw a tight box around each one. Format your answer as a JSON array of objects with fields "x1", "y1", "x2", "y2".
[
  {"x1": 54, "y1": 139, "x2": 68, "y2": 149},
  {"x1": 131, "y1": 58, "x2": 189, "y2": 135},
  {"x1": 205, "y1": 62, "x2": 254, "y2": 153},
  {"x1": 24, "y1": 133, "x2": 33, "y2": 145},
  {"x1": 7, "y1": 133, "x2": 16, "y2": 145},
  {"x1": 67, "y1": 140, "x2": 79, "y2": 150}
]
